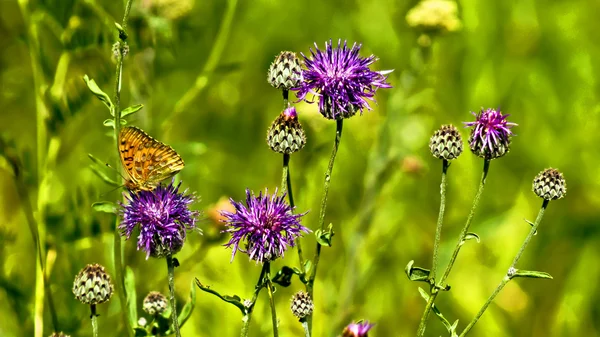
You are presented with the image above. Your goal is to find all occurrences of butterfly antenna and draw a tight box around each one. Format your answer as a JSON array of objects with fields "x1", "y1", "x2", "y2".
[
  {"x1": 100, "y1": 184, "x2": 127, "y2": 198},
  {"x1": 105, "y1": 162, "x2": 129, "y2": 181}
]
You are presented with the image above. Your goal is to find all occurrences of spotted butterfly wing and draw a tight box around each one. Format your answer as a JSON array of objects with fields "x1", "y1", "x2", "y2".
[{"x1": 119, "y1": 126, "x2": 185, "y2": 191}]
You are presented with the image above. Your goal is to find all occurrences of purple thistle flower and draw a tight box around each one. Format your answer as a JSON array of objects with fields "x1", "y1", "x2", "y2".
[
  {"x1": 342, "y1": 321, "x2": 374, "y2": 337},
  {"x1": 221, "y1": 188, "x2": 309, "y2": 264},
  {"x1": 464, "y1": 108, "x2": 517, "y2": 159},
  {"x1": 293, "y1": 39, "x2": 392, "y2": 120},
  {"x1": 119, "y1": 180, "x2": 200, "y2": 259}
]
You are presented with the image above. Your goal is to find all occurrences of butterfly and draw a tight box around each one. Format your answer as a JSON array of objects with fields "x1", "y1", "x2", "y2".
[{"x1": 118, "y1": 126, "x2": 185, "y2": 192}]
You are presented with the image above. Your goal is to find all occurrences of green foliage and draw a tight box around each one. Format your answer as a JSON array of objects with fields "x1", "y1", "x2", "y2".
[{"x1": 0, "y1": 0, "x2": 599, "y2": 336}]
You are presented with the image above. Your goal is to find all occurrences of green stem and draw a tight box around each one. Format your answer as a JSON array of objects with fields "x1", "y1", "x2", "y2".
[
  {"x1": 307, "y1": 118, "x2": 343, "y2": 331},
  {"x1": 430, "y1": 159, "x2": 449, "y2": 283},
  {"x1": 439, "y1": 159, "x2": 491, "y2": 285},
  {"x1": 417, "y1": 159, "x2": 490, "y2": 337},
  {"x1": 240, "y1": 263, "x2": 269, "y2": 337},
  {"x1": 164, "y1": 0, "x2": 237, "y2": 136},
  {"x1": 282, "y1": 154, "x2": 305, "y2": 268},
  {"x1": 167, "y1": 255, "x2": 182, "y2": 337},
  {"x1": 112, "y1": 1, "x2": 134, "y2": 336},
  {"x1": 282, "y1": 89, "x2": 289, "y2": 108},
  {"x1": 301, "y1": 320, "x2": 311, "y2": 337},
  {"x1": 459, "y1": 199, "x2": 549, "y2": 337},
  {"x1": 17, "y1": 1, "x2": 61, "y2": 334},
  {"x1": 91, "y1": 304, "x2": 99, "y2": 337},
  {"x1": 265, "y1": 263, "x2": 279, "y2": 337}
]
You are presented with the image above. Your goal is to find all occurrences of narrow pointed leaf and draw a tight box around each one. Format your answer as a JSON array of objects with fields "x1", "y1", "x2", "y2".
[
  {"x1": 178, "y1": 280, "x2": 196, "y2": 328},
  {"x1": 405, "y1": 260, "x2": 430, "y2": 282},
  {"x1": 195, "y1": 278, "x2": 245, "y2": 314},
  {"x1": 92, "y1": 201, "x2": 117, "y2": 214},
  {"x1": 525, "y1": 219, "x2": 538, "y2": 235},
  {"x1": 512, "y1": 270, "x2": 553, "y2": 280},
  {"x1": 418, "y1": 287, "x2": 454, "y2": 334},
  {"x1": 83, "y1": 75, "x2": 113, "y2": 111},
  {"x1": 121, "y1": 104, "x2": 144, "y2": 118},
  {"x1": 124, "y1": 267, "x2": 138, "y2": 329},
  {"x1": 464, "y1": 232, "x2": 480, "y2": 243},
  {"x1": 89, "y1": 165, "x2": 120, "y2": 187}
]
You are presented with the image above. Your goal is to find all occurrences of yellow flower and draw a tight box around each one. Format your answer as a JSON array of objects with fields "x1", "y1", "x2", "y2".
[{"x1": 406, "y1": 0, "x2": 462, "y2": 33}]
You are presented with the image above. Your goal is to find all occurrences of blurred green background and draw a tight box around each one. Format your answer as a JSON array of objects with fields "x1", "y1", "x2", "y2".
[{"x1": 1, "y1": 0, "x2": 599, "y2": 336}]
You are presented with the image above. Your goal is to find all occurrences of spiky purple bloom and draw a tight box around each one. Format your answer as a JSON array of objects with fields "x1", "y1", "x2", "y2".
[
  {"x1": 464, "y1": 108, "x2": 517, "y2": 159},
  {"x1": 221, "y1": 188, "x2": 309, "y2": 264},
  {"x1": 294, "y1": 39, "x2": 392, "y2": 120},
  {"x1": 119, "y1": 180, "x2": 200, "y2": 259},
  {"x1": 342, "y1": 321, "x2": 374, "y2": 337}
]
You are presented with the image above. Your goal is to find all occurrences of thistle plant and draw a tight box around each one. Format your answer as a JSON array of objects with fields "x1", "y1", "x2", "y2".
[
  {"x1": 119, "y1": 181, "x2": 200, "y2": 337},
  {"x1": 72, "y1": 264, "x2": 113, "y2": 337},
  {"x1": 342, "y1": 321, "x2": 374, "y2": 337}
]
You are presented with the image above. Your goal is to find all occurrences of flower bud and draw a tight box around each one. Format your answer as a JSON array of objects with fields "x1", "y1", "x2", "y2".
[
  {"x1": 72, "y1": 263, "x2": 113, "y2": 305},
  {"x1": 465, "y1": 108, "x2": 517, "y2": 160},
  {"x1": 533, "y1": 168, "x2": 566, "y2": 200},
  {"x1": 268, "y1": 51, "x2": 303, "y2": 90},
  {"x1": 290, "y1": 291, "x2": 313, "y2": 320},
  {"x1": 143, "y1": 291, "x2": 168, "y2": 316},
  {"x1": 266, "y1": 107, "x2": 306, "y2": 154},
  {"x1": 429, "y1": 124, "x2": 463, "y2": 160}
]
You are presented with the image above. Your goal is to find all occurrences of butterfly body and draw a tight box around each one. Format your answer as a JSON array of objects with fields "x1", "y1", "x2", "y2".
[{"x1": 119, "y1": 126, "x2": 184, "y2": 192}]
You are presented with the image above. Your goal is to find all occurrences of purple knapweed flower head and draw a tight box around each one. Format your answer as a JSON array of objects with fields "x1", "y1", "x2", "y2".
[
  {"x1": 464, "y1": 108, "x2": 517, "y2": 160},
  {"x1": 342, "y1": 321, "x2": 374, "y2": 337},
  {"x1": 221, "y1": 188, "x2": 309, "y2": 264},
  {"x1": 119, "y1": 180, "x2": 200, "y2": 259},
  {"x1": 293, "y1": 39, "x2": 392, "y2": 120}
]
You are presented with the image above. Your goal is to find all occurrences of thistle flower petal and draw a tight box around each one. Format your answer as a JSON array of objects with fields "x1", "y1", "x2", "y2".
[
  {"x1": 465, "y1": 108, "x2": 517, "y2": 159},
  {"x1": 221, "y1": 188, "x2": 309, "y2": 263},
  {"x1": 293, "y1": 39, "x2": 392, "y2": 120},
  {"x1": 119, "y1": 180, "x2": 200, "y2": 259}
]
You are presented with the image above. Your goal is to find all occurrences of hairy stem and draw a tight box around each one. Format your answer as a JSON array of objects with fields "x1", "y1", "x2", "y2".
[
  {"x1": 112, "y1": 1, "x2": 134, "y2": 336},
  {"x1": 430, "y1": 159, "x2": 449, "y2": 283},
  {"x1": 167, "y1": 255, "x2": 182, "y2": 337},
  {"x1": 302, "y1": 320, "x2": 311, "y2": 337},
  {"x1": 91, "y1": 304, "x2": 99, "y2": 337},
  {"x1": 307, "y1": 119, "x2": 343, "y2": 331},
  {"x1": 282, "y1": 154, "x2": 305, "y2": 268},
  {"x1": 265, "y1": 263, "x2": 279, "y2": 337},
  {"x1": 240, "y1": 263, "x2": 269, "y2": 337},
  {"x1": 459, "y1": 199, "x2": 549, "y2": 336},
  {"x1": 417, "y1": 159, "x2": 490, "y2": 337}
]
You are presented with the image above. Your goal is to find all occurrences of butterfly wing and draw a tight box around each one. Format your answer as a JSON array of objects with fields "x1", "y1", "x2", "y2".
[{"x1": 119, "y1": 126, "x2": 185, "y2": 191}]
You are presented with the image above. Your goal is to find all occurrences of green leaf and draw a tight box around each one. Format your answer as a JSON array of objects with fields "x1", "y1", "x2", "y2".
[
  {"x1": 405, "y1": 260, "x2": 431, "y2": 283},
  {"x1": 464, "y1": 232, "x2": 480, "y2": 243},
  {"x1": 121, "y1": 104, "x2": 144, "y2": 118},
  {"x1": 512, "y1": 269, "x2": 553, "y2": 280},
  {"x1": 103, "y1": 119, "x2": 127, "y2": 128},
  {"x1": 178, "y1": 280, "x2": 196, "y2": 328},
  {"x1": 195, "y1": 278, "x2": 245, "y2": 315},
  {"x1": 315, "y1": 223, "x2": 335, "y2": 247},
  {"x1": 92, "y1": 201, "x2": 117, "y2": 214},
  {"x1": 88, "y1": 153, "x2": 107, "y2": 166},
  {"x1": 525, "y1": 219, "x2": 538, "y2": 235},
  {"x1": 272, "y1": 266, "x2": 297, "y2": 287},
  {"x1": 83, "y1": 75, "x2": 113, "y2": 112},
  {"x1": 133, "y1": 328, "x2": 148, "y2": 336},
  {"x1": 125, "y1": 267, "x2": 138, "y2": 329},
  {"x1": 89, "y1": 165, "x2": 120, "y2": 187},
  {"x1": 417, "y1": 287, "x2": 456, "y2": 336},
  {"x1": 303, "y1": 260, "x2": 312, "y2": 275}
]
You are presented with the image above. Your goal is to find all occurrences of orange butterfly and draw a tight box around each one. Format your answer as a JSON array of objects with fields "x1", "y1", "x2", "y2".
[{"x1": 118, "y1": 126, "x2": 185, "y2": 192}]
